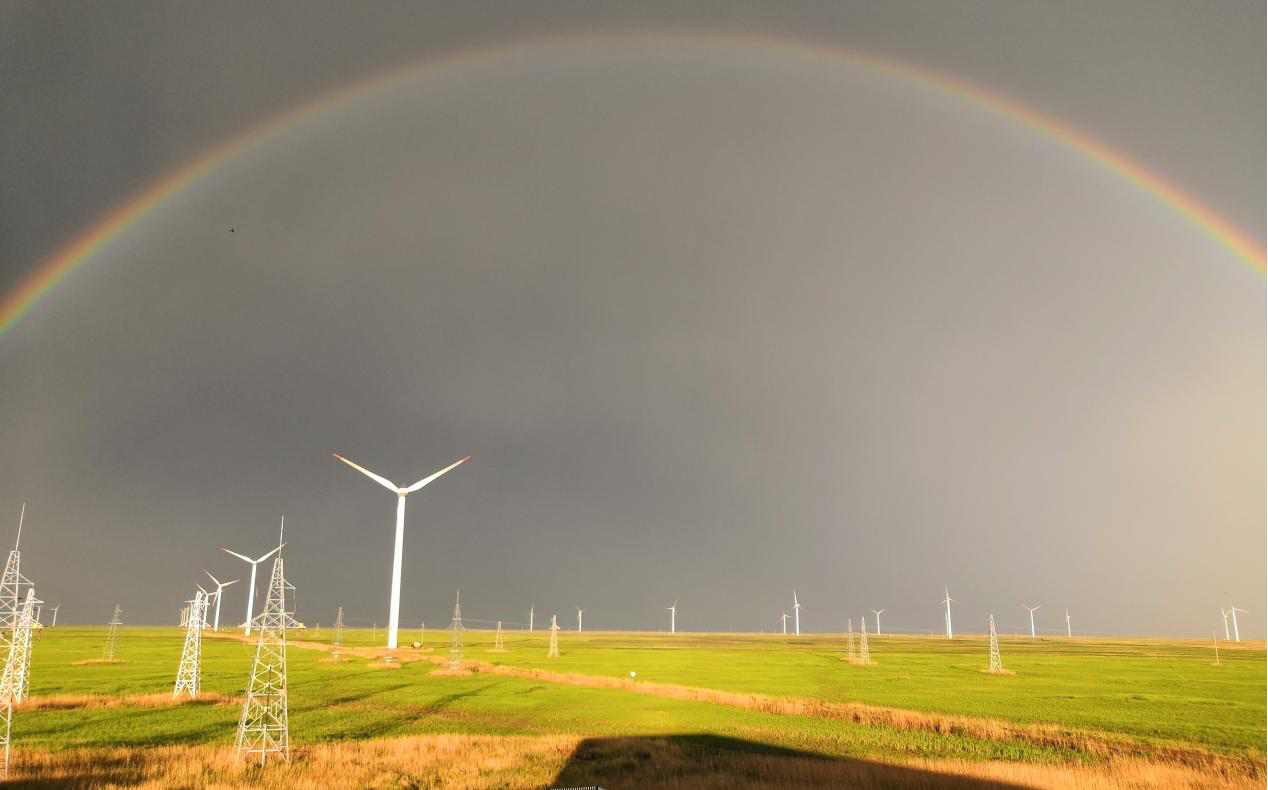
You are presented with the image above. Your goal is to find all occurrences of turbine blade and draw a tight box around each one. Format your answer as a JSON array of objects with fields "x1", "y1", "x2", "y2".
[
  {"x1": 403, "y1": 456, "x2": 471, "y2": 493},
  {"x1": 222, "y1": 579, "x2": 239, "y2": 587},
  {"x1": 222, "y1": 548, "x2": 253, "y2": 563},
  {"x1": 255, "y1": 542, "x2": 285, "y2": 563},
  {"x1": 332, "y1": 454, "x2": 399, "y2": 492},
  {"x1": 205, "y1": 571, "x2": 221, "y2": 586}
]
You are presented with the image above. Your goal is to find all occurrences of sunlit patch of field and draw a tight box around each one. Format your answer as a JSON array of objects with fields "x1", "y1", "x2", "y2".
[{"x1": 9, "y1": 627, "x2": 1263, "y2": 788}]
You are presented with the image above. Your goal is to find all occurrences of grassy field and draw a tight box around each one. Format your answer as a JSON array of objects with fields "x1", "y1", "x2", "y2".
[{"x1": 7, "y1": 625, "x2": 1264, "y2": 788}]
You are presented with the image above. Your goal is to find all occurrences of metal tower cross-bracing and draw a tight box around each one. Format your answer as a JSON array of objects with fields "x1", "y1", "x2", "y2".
[
  {"x1": 0, "y1": 588, "x2": 39, "y2": 778},
  {"x1": 447, "y1": 592, "x2": 464, "y2": 670},
  {"x1": 858, "y1": 616, "x2": 871, "y2": 665},
  {"x1": 235, "y1": 547, "x2": 297, "y2": 765},
  {"x1": 845, "y1": 617, "x2": 856, "y2": 662},
  {"x1": 492, "y1": 621, "x2": 506, "y2": 652},
  {"x1": 548, "y1": 614, "x2": 559, "y2": 658},
  {"x1": 173, "y1": 591, "x2": 207, "y2": 699},
  {"x1": 987, "y1": 614, "x2": 1004, "y2": 674},
  {"x1": 332, "y1": 607, "x2": 344, "y2": 662},
  {"x1": 104, "y1": 605, "x2": 122, "y2": 661}
]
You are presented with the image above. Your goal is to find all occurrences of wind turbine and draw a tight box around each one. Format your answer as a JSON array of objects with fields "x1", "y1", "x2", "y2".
[
  {"x1": 333, "y1": 453, "x2": 469, "y2": 654},
  {"x1": 1065, "y1": 609, "x2": 1072, "y2": 638},
  {"x1": 1228, "y1": 603, "x2": 1246, "y2": 642},
  {"x1": 667, "y1": 599, "x2": 677, "y2": 634},
  {"x1": 576, "y1": 608, "x2": 584, "y2": 633},
  {"x1": 1024, "y1": 605, "x2": 1041, "y2": 639},
  {"x1": 222, "y1": 523, "x2": 284, "y2": 636},
  {"x1": 792, "y1": 592, "x2": 803, "y2": 636},
  {"x1": 871, "y1": 608, "x2": 885, "y2": 635},
  {"x1": 1220, "y1": 608, "x2": 1231, "y2": 640},
  {"x1": 205, "y1": 572, "x2": 239, "y2": 632},
  {"x1": 941, "y1": 587, "x2": 957, "y2": 639},
  {"x1": 529, "y1": 606, "x2": 534, "y2": 632},
  {"x1": 780, "y1": 611, "x2": 789, "y2": 635}
]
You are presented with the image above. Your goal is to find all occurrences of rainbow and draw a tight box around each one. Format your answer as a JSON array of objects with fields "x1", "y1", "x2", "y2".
[{"x1": 2, "y1": 30, "x2": 1262, "y2": 339}]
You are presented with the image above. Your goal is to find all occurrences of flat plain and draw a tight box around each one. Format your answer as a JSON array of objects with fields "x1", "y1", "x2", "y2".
[{"x1": 6, "y1": 626, "x2": 1263, "y2": 789}]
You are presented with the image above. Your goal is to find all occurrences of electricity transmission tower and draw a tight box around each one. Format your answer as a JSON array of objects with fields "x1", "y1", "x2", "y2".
[
  {"x1": 104, "y1": 605, "x2": 122, "y2": 661},
  {"x1": 0, "y1": 588, "x2": 39, "y2": 778},
  {"x1": 858, "y1": 616, "x2": 871, "y2": 665},
  {"x1": 447, "y1": 591, "x2": 464, "y2": 670},
  {"x1": 235, "y1": 542, "x2": 296, "y2": 765},
  {"x1": 845, "y1": 617, "x2": 856, "y2": 662},
  {"x1": 48, "y1": 605, "x2": 58, "y2": 628},
  {"x1": 1212, "y1": 632, "x2": 1221, "y2": 666},
  {"x1": 547, "y1": 614, "x2": 559, "y2": 657},
  {"x1": 332, "y1": 607, "x2": 343, "y2": 662},
  {"x1": 492, "y1": 621, "x2": 506, "y2": 652},
  {"x1": 987, "y1": 614, "x2": 1004, "y2": 674},
  {"x1": 173, "y1": 590, "x2": 207, "y2": 699}
]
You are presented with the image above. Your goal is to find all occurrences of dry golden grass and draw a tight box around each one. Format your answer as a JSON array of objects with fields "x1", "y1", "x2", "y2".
[
  {"x1": 5, "y1": 734, "x2": 1260, "y2": 790},
  {"x1": 17, "y1": 692, "x2": 238, "y2": 711}
]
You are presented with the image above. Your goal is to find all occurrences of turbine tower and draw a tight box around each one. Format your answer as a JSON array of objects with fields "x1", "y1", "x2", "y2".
[
  {"x1": 576, "y1": 608, "x2": 584, "y2": 633},
  {"x1": 547, "y1": 614, "x2": 559, "y2": 657},
  {"x1": 173, "y1": 590, "x2": 207, "y2": 699},
  {"x1": 1024, "y1": 605, "x2": 1041, "y2": 639},
  {"x1": 1228, "y1": 603, "x2": 1246, "y2": 642},
  {"x1": 792, "y1": 592, "x2": 802, "y2": 636},
  {"x1": 205, "y1": 572, "x2": 239, "y2": 632},
  {"x1": 333, "y1": 453, "x2": 469, "y2": 658},
  {"x1": 780, "y1": 611, "x2": 789, "y2": 635},
  {"x1": 941, "y1": 587, "x2": 956, "y2": 639},
  {"x1": 871, "y1": 608, "x2": 885, "y2": 636},
  {"x1": 667, "y1": 600, "x2": 677, "y2": 634},
  {"x1": 104, "y1": 605, "x2": 122, "y2": 661},
  {"x1": 1220, "y1": 608, "x2": 1230, "y2": 640},
  {"x1": 1065, "y1": 609, "x2": 1072, "y2": 638},
  {"x1": 529, "y1": 606, "x2": 534, "y2": 632},
  {"x1": 222, "y1": 533, "x2": 284, "y2": 637},
  {"x1": 235, "y1": 539, "x2": 297, "y2": 764}
]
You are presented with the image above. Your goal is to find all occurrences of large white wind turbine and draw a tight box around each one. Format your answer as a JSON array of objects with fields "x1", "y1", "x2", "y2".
[
  {"x1": 1220, "y1": 608, "x2": 1230, "y2": 640},
  {"x1": 205, "y1": 571, "x2": 239, "y2": 632},
  {"x1": 871, "y1": 608, "x2": 885, "y2": 635},
  {"x1": 222, "y1": 524, "x2": 284, "y2": 636},
  {"x1": 941, "y1": 587, "x2": 957, "y2": 639},
  {"x1": 1024, "y1": 605, "x2": 1041, "y2": 639},
  {"x1": 792, "y1": 592, "x2": 802, "y2": 636},
  {"x1": 1065, "y1": 608, "x2": 1072, "y2": 638},
  {"x1": 333, "y1": 453, "x2": 469, "y2": 654},
  {"x1": 577, "y1": 608, "x2": 584, "y2": 633},
  {"x1": 667, "y1": 599, "x2": 677, "y2": 634}
]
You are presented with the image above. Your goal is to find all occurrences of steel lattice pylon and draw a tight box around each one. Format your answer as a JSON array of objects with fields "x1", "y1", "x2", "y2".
[
  {"x1": 858, "y1": 616, "x2": 871, "y2": 665},
  {"x1": 987, "y1": 614, "x2": 1004, "y2": 674},
  {"x1": 492, "y1": 621, "x2": 506, "y2": 652},
  {"x1": 235, "y1": 550, "x2": 296, "y2": 764},
  {"x1": 173, "y1": 591, "x2": 207, "y2": 699},
  {"x1": 447, "y1": 592, "x2": 464, "y2": 670},
  {"x1": 332, "y1": 607, "x2": 343, "y2": 662},
  {"x1": 0, "y1": 589, "x2": 38, "y2": 779},
  {"x1": 547, "y1": 614, "x2": 559, "y2": 658},
  {"x1": 845, "y1": 617, "x2": 856, "y2": 662},
  {"x1": 104, "y1": 605, "x2": 122, "y2": 661}
]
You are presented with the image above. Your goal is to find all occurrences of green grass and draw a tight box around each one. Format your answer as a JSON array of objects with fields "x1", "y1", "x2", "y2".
[{"x1": 19, "y1": 626, "x2": 1265, "y2": 764}]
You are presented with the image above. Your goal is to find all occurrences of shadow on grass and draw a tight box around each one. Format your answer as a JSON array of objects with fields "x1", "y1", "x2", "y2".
[{"x1": 550, "y1": 734, "x2": 1033, "y2": 790}]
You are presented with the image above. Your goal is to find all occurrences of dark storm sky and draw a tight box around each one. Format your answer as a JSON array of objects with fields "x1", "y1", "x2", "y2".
[{"x1": 0, "y1": 2, "x2": 1262, "y2": 637}]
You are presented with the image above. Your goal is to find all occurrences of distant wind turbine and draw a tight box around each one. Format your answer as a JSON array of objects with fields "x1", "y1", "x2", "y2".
[
  {"x1": 1065, "y1": 609, "x2": 1072, "y2": 638},
  {"x1": 1220, "y1": 608, "x2": 1230, "y2": 640},
  {"x1": 941, "y1": 587, "x2": 957, "y2": 639},
  {"x1": 871, "y1": 608, "x2": 885, "y2": 635},
  {"x1": 780, "y1": 611, "x2": 789, "y2": 635},
  {"x1": 576, "y1": 608, "x2": 584, "y2": 633},
  {"x1": 1024, "y1": 605, "x2": 1041, "y2": 639},
  {"x1": 333, "y1": 453, "x2": 469, "y2": 654},
  {"x1": 1228, "y1": 603, "x2": 1246, "y2": 642},
  {"x1": 222, "y1": 523, "x2": 284, "y2": 636},
  {"x1": 793, "y1": 592, "x2": 802, "y2": 636},
  {"x1": 205, "y1": 571, "x2": 239, "y2": 632},
  {"x1": 667, "y1": 599, "x2": 677, "y2": 634}
]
